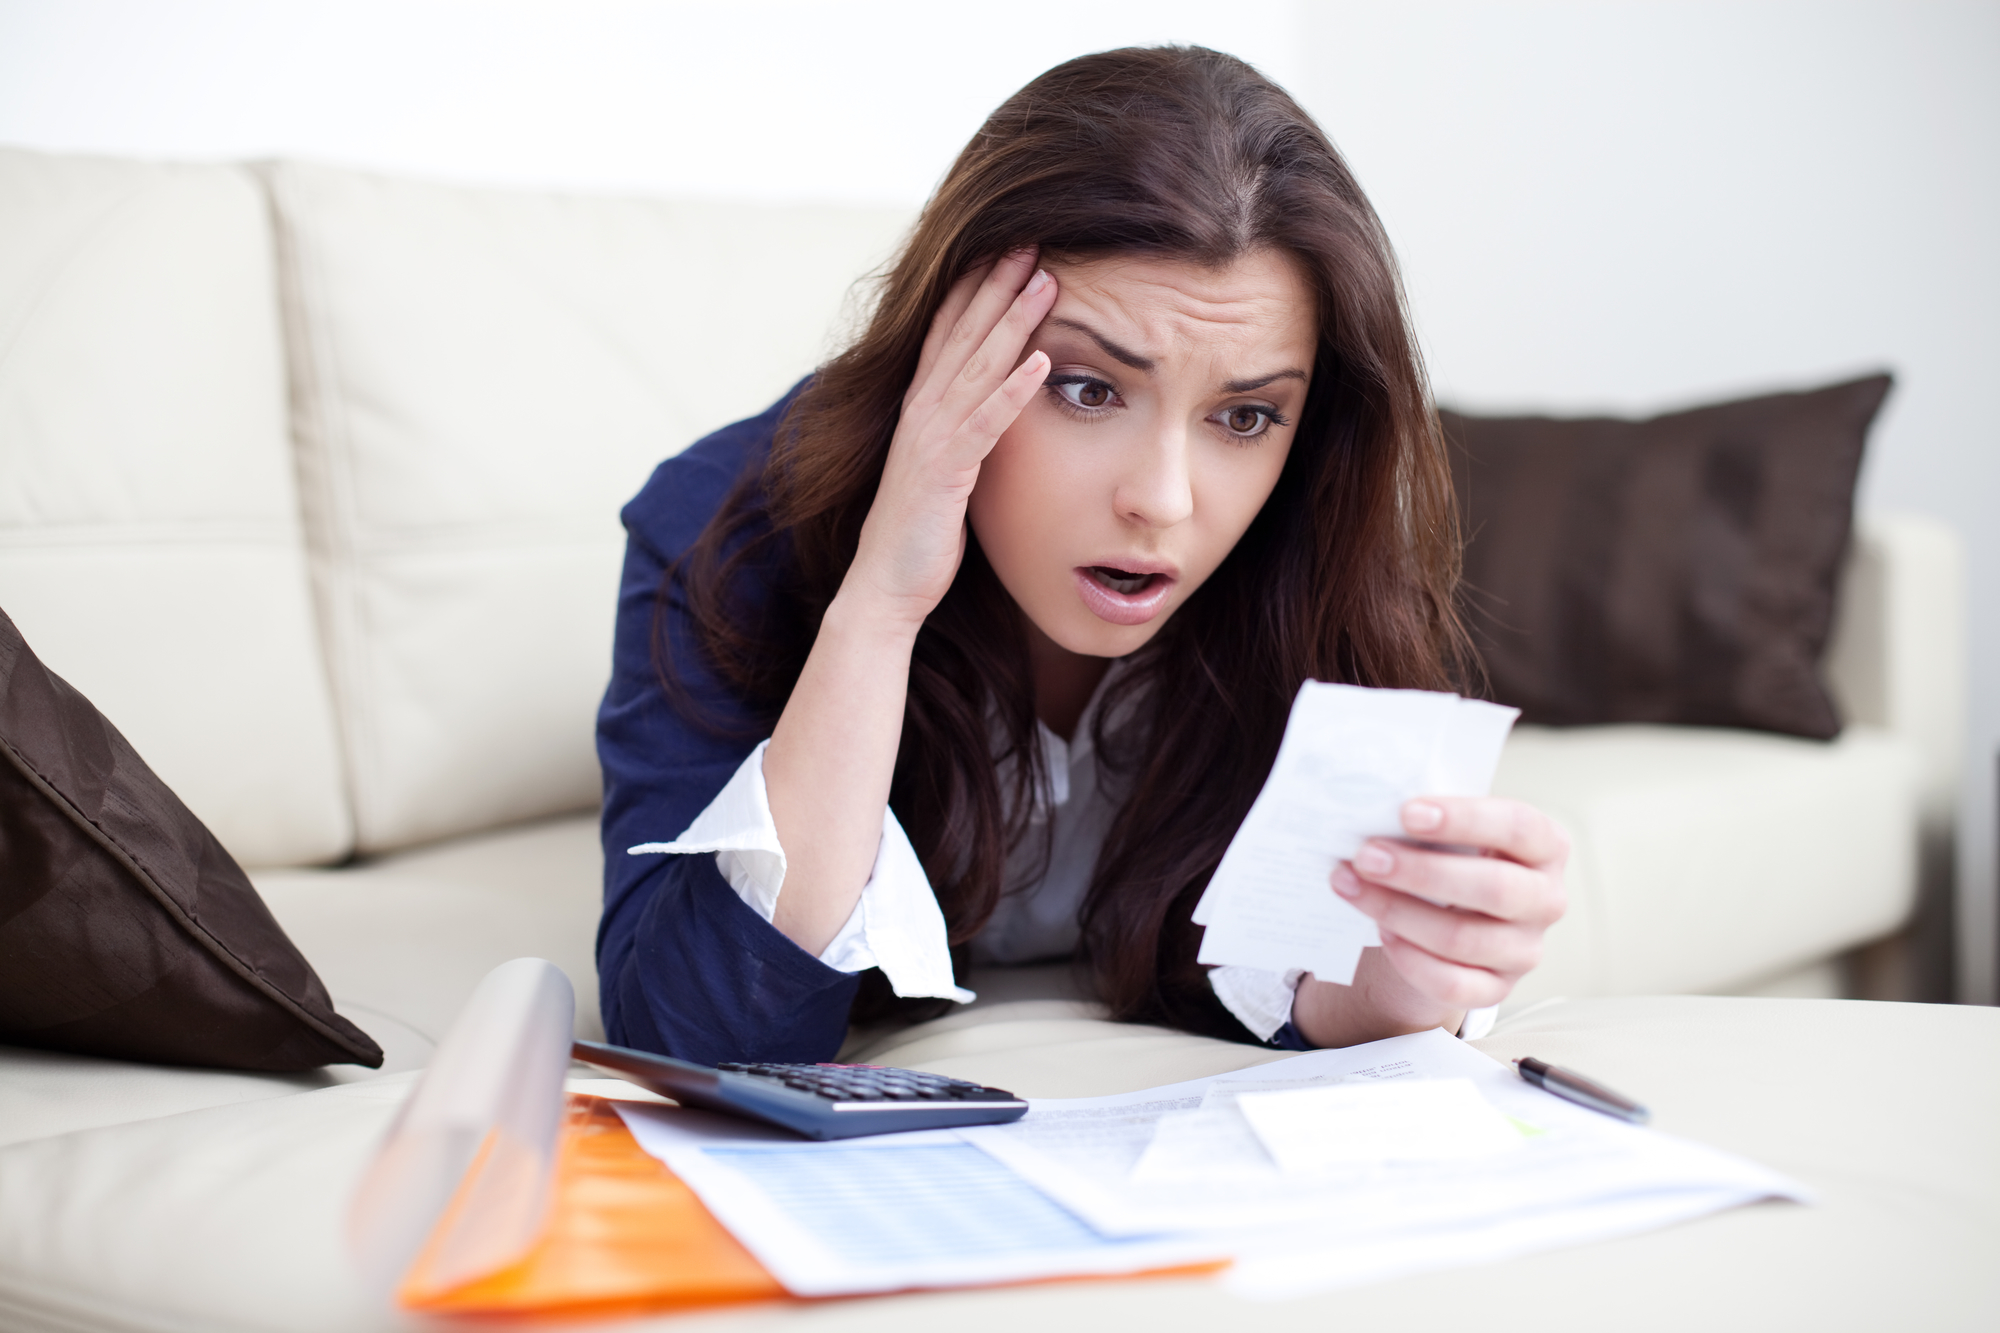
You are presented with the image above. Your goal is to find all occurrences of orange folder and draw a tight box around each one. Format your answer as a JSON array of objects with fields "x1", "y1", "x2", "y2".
[{"x1": 400, "y1": 1094, "x2": 787, "y2": 1318}]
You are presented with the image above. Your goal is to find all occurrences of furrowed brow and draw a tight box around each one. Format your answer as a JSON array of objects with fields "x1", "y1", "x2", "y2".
[
  {"x1": 1222, "y1": 369, "x2": 1310, "y2": 393},
  {"x1": 1044, "y1": 317, "x2": 1155, "y2": 373}
]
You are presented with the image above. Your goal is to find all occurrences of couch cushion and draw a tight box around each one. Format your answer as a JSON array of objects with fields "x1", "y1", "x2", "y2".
[
  {"x1": 262, "y1": 161, "x2": 912, "y2": 853},
  {"x1": 0, "y1": 812, "x2": 618, "y2": 1151},
  {"x1": 0, "y1": 1045, "x2": 351, "y2": 1152},
  {"x1": 0, "y1": 608, "x2": 381, "y2": 1072},
  {"x1": 0, "y1": 1075, "x2": 415, "y2": 1333},
  {"x1": 844, "y1": 999, "x2": 1293, "y2": 1097},
  {"x1": 233, "y1": 713, "x2": 1917, "y2": 1085},
  {"x1": 1443, "y1": 375, "x2": 1890, "y2": 740},
  {"x1": 1494, "y1": 723, "x2": 1918, "y2": 1001},
  {"x1": 247, "y1": 715, "x2": 1917, "y2": 1077},
  {"x1": 0, "y1": 148, "x2": 351, "y2": 868},
  {"x1": 0, "y1": 996, "x2": 1990, "y2": 1333},
  {"x1": 252, "y1": 814, "x2": 607, "y2": 1054},
  {"x1": 0, "y1": 814, "x2": 598, "y2": 1154}
]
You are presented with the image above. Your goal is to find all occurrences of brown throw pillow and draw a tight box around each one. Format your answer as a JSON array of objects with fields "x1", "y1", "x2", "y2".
[
  {"x1": 0, "y1": 606, "x2": 381, "y2": 1070},
  {"x1": 1442, "y1": 373, "x2": 1891, "y2": 740}
]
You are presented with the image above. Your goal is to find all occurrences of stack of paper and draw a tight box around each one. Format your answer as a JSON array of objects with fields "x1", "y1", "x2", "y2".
[
  {"x1": 611, "y1": 1116, "x2": 1223, "y2": 1295},
  {"x1": 1193, "y1": 682, "x2": 1520, "y2": 985},
  {"x1": 615, "y1": 1030, "x2": 1804, "y2": 1301}
]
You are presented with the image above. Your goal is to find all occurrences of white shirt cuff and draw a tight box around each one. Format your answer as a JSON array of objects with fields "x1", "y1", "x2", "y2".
[
  {"x1": 1208, "y1": 965, "x2": 1305, "y2": 1043},
  {"x1": 1207, "y1": 967, "x2": 1500, "y2": 1045},
  {"x1": 626, "y1": 741, "x2": 974, "y2": 1005}
]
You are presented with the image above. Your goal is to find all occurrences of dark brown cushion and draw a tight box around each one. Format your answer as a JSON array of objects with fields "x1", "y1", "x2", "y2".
[
  {"x1": 0, "y1": 606, "x2": 381, "y2": 1070},
  {"x1": 1442, "y1": 373, "x2": 1891, "y2": 740}
]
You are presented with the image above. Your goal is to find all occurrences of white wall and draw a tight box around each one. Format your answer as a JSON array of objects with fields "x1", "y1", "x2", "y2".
[
  {"x1": 2, "y1": 0, "x2": 1993, "y2": 998},
  {"x1": 0, "y1": 0, "x2": 1306, "y2": 204}
]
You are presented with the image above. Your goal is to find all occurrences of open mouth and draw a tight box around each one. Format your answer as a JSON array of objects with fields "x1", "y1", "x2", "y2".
[
  {"x1": 1073, "y1": 564, "x2": 1177, "y2": 627},
  {"x1": 1086, "y1": 566, "x2": 1162, "y2": 596}
]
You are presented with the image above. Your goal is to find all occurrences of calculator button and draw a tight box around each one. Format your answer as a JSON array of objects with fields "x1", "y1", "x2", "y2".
[{"x1": 710, "y1": 1060, "x2": 1023, "y2": 1112}]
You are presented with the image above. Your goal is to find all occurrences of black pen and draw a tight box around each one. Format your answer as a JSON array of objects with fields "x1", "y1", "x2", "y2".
[{"x1": 1513, "y1": 1056, "x2": 1650, "y2": 1124}]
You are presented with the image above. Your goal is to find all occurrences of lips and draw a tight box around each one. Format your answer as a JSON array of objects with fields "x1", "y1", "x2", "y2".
[{"x1": 1073, "y1": 563, "x2": 1178, "y2": 627}]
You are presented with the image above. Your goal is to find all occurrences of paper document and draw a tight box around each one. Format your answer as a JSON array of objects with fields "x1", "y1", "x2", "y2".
[
  {"x1": 959, "y1": 1029, "x2": 1805, "y2": 1298},
  {"x1": 614, "y1": 1105, "x2": 1223, "y2": 1296},
  {"x1": 612, "y1": 1029, "x2": 1803, "y2": 1303},
  {"x1": 1235, "y1": 1078, "x2": 1523, "y2": 1171},
  {"x1": 1194, "y1": 682, "x2": 1519, "y2": 984}
]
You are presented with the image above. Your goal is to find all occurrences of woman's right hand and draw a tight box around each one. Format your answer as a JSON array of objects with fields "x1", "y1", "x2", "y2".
[
  {"x1": 762, "y1": 250, "x2": 1055, "y2": 953},
  {"x1": 844, "y1": 248, "x2": 1057, "y2": 629}
]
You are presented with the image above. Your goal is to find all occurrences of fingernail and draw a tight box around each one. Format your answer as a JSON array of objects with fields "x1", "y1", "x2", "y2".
[
  {"x1": 1356, "y1": 844, "x2": 1395, "y2": 876},
  {"x1": 1331, "y1": 866, "x2": 1361, "y2": 899},
  {"x1": 1403, "y1": 800, "x2": 1444, "y2": 832},
  {"x1": 1027, "y1": 268, "x2": 1051, "y2": 295}
]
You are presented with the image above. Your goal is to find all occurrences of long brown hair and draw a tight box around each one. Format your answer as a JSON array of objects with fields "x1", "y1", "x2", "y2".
[{"x1": 666, "y1": 46, "x2": 1468, "y2": 1039}]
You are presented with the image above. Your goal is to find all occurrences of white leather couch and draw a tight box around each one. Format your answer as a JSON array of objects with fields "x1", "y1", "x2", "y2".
[
  {"x1": 0, "y1": 145, "x2": 1985, "y2": 1333},
  {"x1": 0, "y1": 141, "x2": 1966, "y2": 1084},
  {"x1": 0, "y1": 143, "x2": 1961, "y2": 1067}
]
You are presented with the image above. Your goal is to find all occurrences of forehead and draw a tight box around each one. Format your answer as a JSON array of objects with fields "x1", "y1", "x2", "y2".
[{"x1": 1039, "y1": 249, "x2": 1318, "y2": 358}]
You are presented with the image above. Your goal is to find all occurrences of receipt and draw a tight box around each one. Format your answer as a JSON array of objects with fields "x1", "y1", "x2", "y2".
[
  {"x1": 1193, "y1": 682, "x2": 1518, "y2": 985},
  {"x1": 1236, "y1": 1078, "x2": 1526, "y2": 1172}
]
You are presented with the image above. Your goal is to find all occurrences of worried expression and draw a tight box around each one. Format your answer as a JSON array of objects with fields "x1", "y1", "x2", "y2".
[{"x1": 968, "y1": 248, "x2": 1319, "y2": 659}]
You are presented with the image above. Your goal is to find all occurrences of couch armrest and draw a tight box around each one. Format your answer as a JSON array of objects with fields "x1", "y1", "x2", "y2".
[{"x1": 1823, "y1": 511, "x2": 1965, "y2": 829}]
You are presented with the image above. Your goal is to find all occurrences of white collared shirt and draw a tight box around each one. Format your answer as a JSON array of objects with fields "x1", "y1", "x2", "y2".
[{"x1": 629, "y1": 669, "x2": 1495, "y2": 1043}]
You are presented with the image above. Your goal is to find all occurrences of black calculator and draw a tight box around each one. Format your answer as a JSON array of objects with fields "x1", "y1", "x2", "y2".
[{"x1": 571, "y1": 1039, "x2": 1029, "y2": 1141}]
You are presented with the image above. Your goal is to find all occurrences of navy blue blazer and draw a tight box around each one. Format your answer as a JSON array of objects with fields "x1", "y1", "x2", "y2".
[{"x1": 594, "y1": 384, "x2": 863, "y2": 1065}]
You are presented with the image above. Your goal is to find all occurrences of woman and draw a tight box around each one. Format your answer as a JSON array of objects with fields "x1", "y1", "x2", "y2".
[{"x1": 597, "y1": 46, "x2": 1567, "y2": 1065}]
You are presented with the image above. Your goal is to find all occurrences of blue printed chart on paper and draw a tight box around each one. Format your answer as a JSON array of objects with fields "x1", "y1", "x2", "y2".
[{"x1": 615, "y1": 1113, "x2": 1223, "y2": 1295}]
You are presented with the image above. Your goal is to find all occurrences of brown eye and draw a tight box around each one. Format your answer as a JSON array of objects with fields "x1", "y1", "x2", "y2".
[
  {"x1": 1054, "y1": 378, "x2": 1117, "y2": 412},
  {"x1": 1225, "y1": 405, "x2": 1268, "y2": 435}
]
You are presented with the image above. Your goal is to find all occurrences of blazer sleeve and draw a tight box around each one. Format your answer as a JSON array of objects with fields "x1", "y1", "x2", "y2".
[{"x1": 594, "y1": 385, "x2": 861, "y2": 1065}]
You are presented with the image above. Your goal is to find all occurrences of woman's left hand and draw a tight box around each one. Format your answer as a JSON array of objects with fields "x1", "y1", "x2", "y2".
[{"x1": 1329, "y1": 796, "x2": 1569, "y2": 1015}]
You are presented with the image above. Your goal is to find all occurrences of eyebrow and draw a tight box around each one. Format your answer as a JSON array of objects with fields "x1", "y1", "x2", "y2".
[
  {"x1": 1222, "y1": 369, "x2": 1310, "y2": 393},
  {"x1": 1043, "y1": 317, "x2": 1155, "y2": 373},
  {"x1": 1043, "y1": 316, "x2": 1308, "y2": 393}
]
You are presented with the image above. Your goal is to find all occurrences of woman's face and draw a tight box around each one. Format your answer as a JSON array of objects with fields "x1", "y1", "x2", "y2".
[{"x1": 968, "y1": 248, "x2": 1318, "y2": 659}]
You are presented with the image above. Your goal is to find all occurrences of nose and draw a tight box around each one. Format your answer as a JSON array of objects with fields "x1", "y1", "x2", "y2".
[{"x1": 1113, "y1": 422, "x2": 1195, "y2": 529}]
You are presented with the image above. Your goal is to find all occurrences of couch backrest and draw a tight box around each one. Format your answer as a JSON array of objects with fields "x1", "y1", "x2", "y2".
[
  {"x1": 0, "y1": 146, "x2": 910, "y2": 867},
  {"x1": 0, "y1": 144, "x2": 1960, "y2": 869},
  {"x1": 0, "y1": 148, "x2": 352, "y2": 868},
  {"x1": 261, "y1": 162, "x2": 911, "y2": 854}
]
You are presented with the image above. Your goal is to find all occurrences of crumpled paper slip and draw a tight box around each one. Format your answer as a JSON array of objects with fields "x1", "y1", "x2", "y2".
[{"x1": 1194, "y1": 682, "x2": 1518, "y2": 984}]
